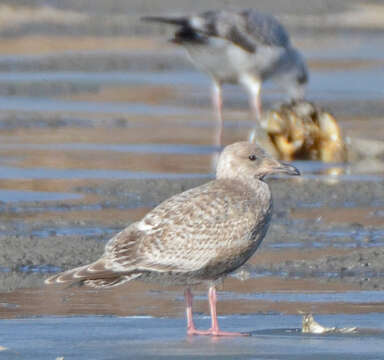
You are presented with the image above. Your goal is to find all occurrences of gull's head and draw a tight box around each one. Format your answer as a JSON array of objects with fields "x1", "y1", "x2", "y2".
[{"x1": 216, "y1": 141, "x2": 300, "y2": 181}]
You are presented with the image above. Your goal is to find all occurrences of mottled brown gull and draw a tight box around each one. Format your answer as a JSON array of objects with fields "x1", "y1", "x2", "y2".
[
  {"x1": 45, "y1": 141, "x2": 299, "y2": 336},
  {"x1": 142, "y1": 9, "x2": 308, "y2": 145}
]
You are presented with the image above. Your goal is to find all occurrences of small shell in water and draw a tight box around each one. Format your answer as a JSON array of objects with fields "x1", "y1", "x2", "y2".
[{"x1": 301, "y1": 313, "x2": 357, "y2": 334}]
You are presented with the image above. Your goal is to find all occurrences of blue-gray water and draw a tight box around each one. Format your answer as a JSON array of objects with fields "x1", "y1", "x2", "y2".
[
  {"x1": 0, "y1": 189, "x2": 82, "y2": 203},
  {"x1": 0, "y1": 314, "x2": 383, "y2": 360}
]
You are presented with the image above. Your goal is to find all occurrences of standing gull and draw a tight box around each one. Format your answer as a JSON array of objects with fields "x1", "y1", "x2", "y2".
[
  {"x1": 45, "y1": 142, "x2": 299, "y2": 336},
  {"x1": 142, "y1": 9, "x2": 308, "y2": 145}
]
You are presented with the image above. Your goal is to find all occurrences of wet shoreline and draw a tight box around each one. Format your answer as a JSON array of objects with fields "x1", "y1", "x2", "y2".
[{"x1": 0, "y1": 7, "x2": 382, "y2": 359}]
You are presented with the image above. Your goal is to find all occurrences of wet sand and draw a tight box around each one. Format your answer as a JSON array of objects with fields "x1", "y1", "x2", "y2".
[{"x1": 0, "y1": 1, "x2": 383, "y2": 358}]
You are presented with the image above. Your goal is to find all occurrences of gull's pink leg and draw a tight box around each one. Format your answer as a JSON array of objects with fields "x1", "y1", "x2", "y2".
[
  {"x1": 184, "y1": 287, "x2": 248, "y2": 336},
  {"x1": 212, "y1": 82, "x2": 224, "y2": 147},
  {"x1": 184, "y1": 288, "x2": 211, "y2": 336},
  {"x1": 207, "y1": 285, "x2": 248, "y2": 337}
]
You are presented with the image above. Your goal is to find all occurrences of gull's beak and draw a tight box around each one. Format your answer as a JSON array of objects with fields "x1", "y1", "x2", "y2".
[
  {"x1": 265, "y1": 159, "x2": 301, "y2": 176},
  {"x1": 275, "y1": 161, "x2": 300, "y2": 176}
]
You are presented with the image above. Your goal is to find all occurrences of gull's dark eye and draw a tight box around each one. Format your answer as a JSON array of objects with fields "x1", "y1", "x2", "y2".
[{"x1": 248, "y1": 154, "x2": 257, "y2": 161}]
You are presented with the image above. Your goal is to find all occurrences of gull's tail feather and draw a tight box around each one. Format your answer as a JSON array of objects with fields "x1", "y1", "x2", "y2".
[
  {"x1": 140, "y1": 16, "x2": 188, "y2": 27},
  {"x1": 45, "y1": 260, "x2": 141, "y2": 288},
  {"x1": 83, "y1": 274, "x2": 140, "y2": 288}
]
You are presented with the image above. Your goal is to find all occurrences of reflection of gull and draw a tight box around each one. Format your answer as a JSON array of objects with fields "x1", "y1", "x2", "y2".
[
  {"x1": 46, "y1": 141, "x2": 299, "y2": 336},
  {"x1": 142, "y1": 9, "x2": 308, "y2": 145}
]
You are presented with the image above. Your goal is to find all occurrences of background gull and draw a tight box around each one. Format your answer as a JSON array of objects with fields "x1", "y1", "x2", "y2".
[
  {"x1": 142, "y1": 9, "x2": 309, "y2": 145},
  {"x1": 45, "y1": 141, "x2": 299, "y2": 336}
]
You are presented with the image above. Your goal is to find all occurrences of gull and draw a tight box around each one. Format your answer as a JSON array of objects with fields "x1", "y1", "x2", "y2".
[
  {"x1": 142, "y1": 9, "x2": 308, "y2": 145},
  {"x1": 45, "y1": 141, "x2": 299, "y2": 336}
]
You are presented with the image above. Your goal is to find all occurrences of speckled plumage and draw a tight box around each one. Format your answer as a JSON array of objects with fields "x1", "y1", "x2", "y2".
[
  {"x1": 113, "y1": 178, "x2": 272, "y2": 286},
  {"x1": 46, "y1": 142, "x2": 299, "y2": 288},
  {"x1": 46, "y1": 142, "x2": 278, "y2": 287},
  {"x1": 46, "y1": 142, "x2": 299, "y2": 336}
]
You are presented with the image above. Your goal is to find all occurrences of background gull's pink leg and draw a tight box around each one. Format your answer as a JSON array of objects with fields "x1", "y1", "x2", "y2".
[
  {"x1": 250, "y1": 88, "x2": 262, "y2": 122},
  {"x1": 212, "y1": 82, "x2": 224, "y2": 147},
  {"x1": 239, "y1": 75, "x2": 263, "y2": 129}
]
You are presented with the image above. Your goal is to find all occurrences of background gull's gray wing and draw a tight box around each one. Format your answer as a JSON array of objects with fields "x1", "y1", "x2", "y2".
[
  {"x1": 191, "y1": 9, "x2": 291, "y2": 53},
  {"x1": 142, "y1": 9, "x2": 291, "y2": 53},
  {"x1": 240, "y1": 9, "x2": 291, "y2": 47}
]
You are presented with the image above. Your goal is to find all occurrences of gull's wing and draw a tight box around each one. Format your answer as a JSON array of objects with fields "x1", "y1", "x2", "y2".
[
  {"x1": 142, "y1": 10, "x2": 291, "y2": 53},
  {"x1": 194, "y1": 9, "x2": 291, "y2": 52},
  {"x1": 104, "y1": 181, "x2": 259, "y2": 274},
  {"x1": 46, "y1": 179, "x2": 267, "y2": 288}
]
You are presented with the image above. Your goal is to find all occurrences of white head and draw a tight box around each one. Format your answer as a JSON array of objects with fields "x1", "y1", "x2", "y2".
[{"x1": 216, "y1": 141, "x2": 300, "y2": 181}]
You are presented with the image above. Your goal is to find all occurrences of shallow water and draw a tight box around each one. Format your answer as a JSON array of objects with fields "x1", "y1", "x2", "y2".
[
  {"x1": 216, "y1": 290, "x2": 384, "y2": 303},
  {"x1": 0, "y1": 166, "x2": 208, "y2": 180},
  {"x1": 0, "y1": 95, "x2": 190, "y2": 115},
  {"x1": 0, "y1": 142, "x2": 220, "y2": 154},
  {"x1": 0, "y1": 64, "x2": 382, "y2": 100},
  {"x1": 0, "y1": 314, "x2": 384, "y2": 360},
  {"x1": 0, "y1": 189, "x2": 82, "y2": 203}
]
